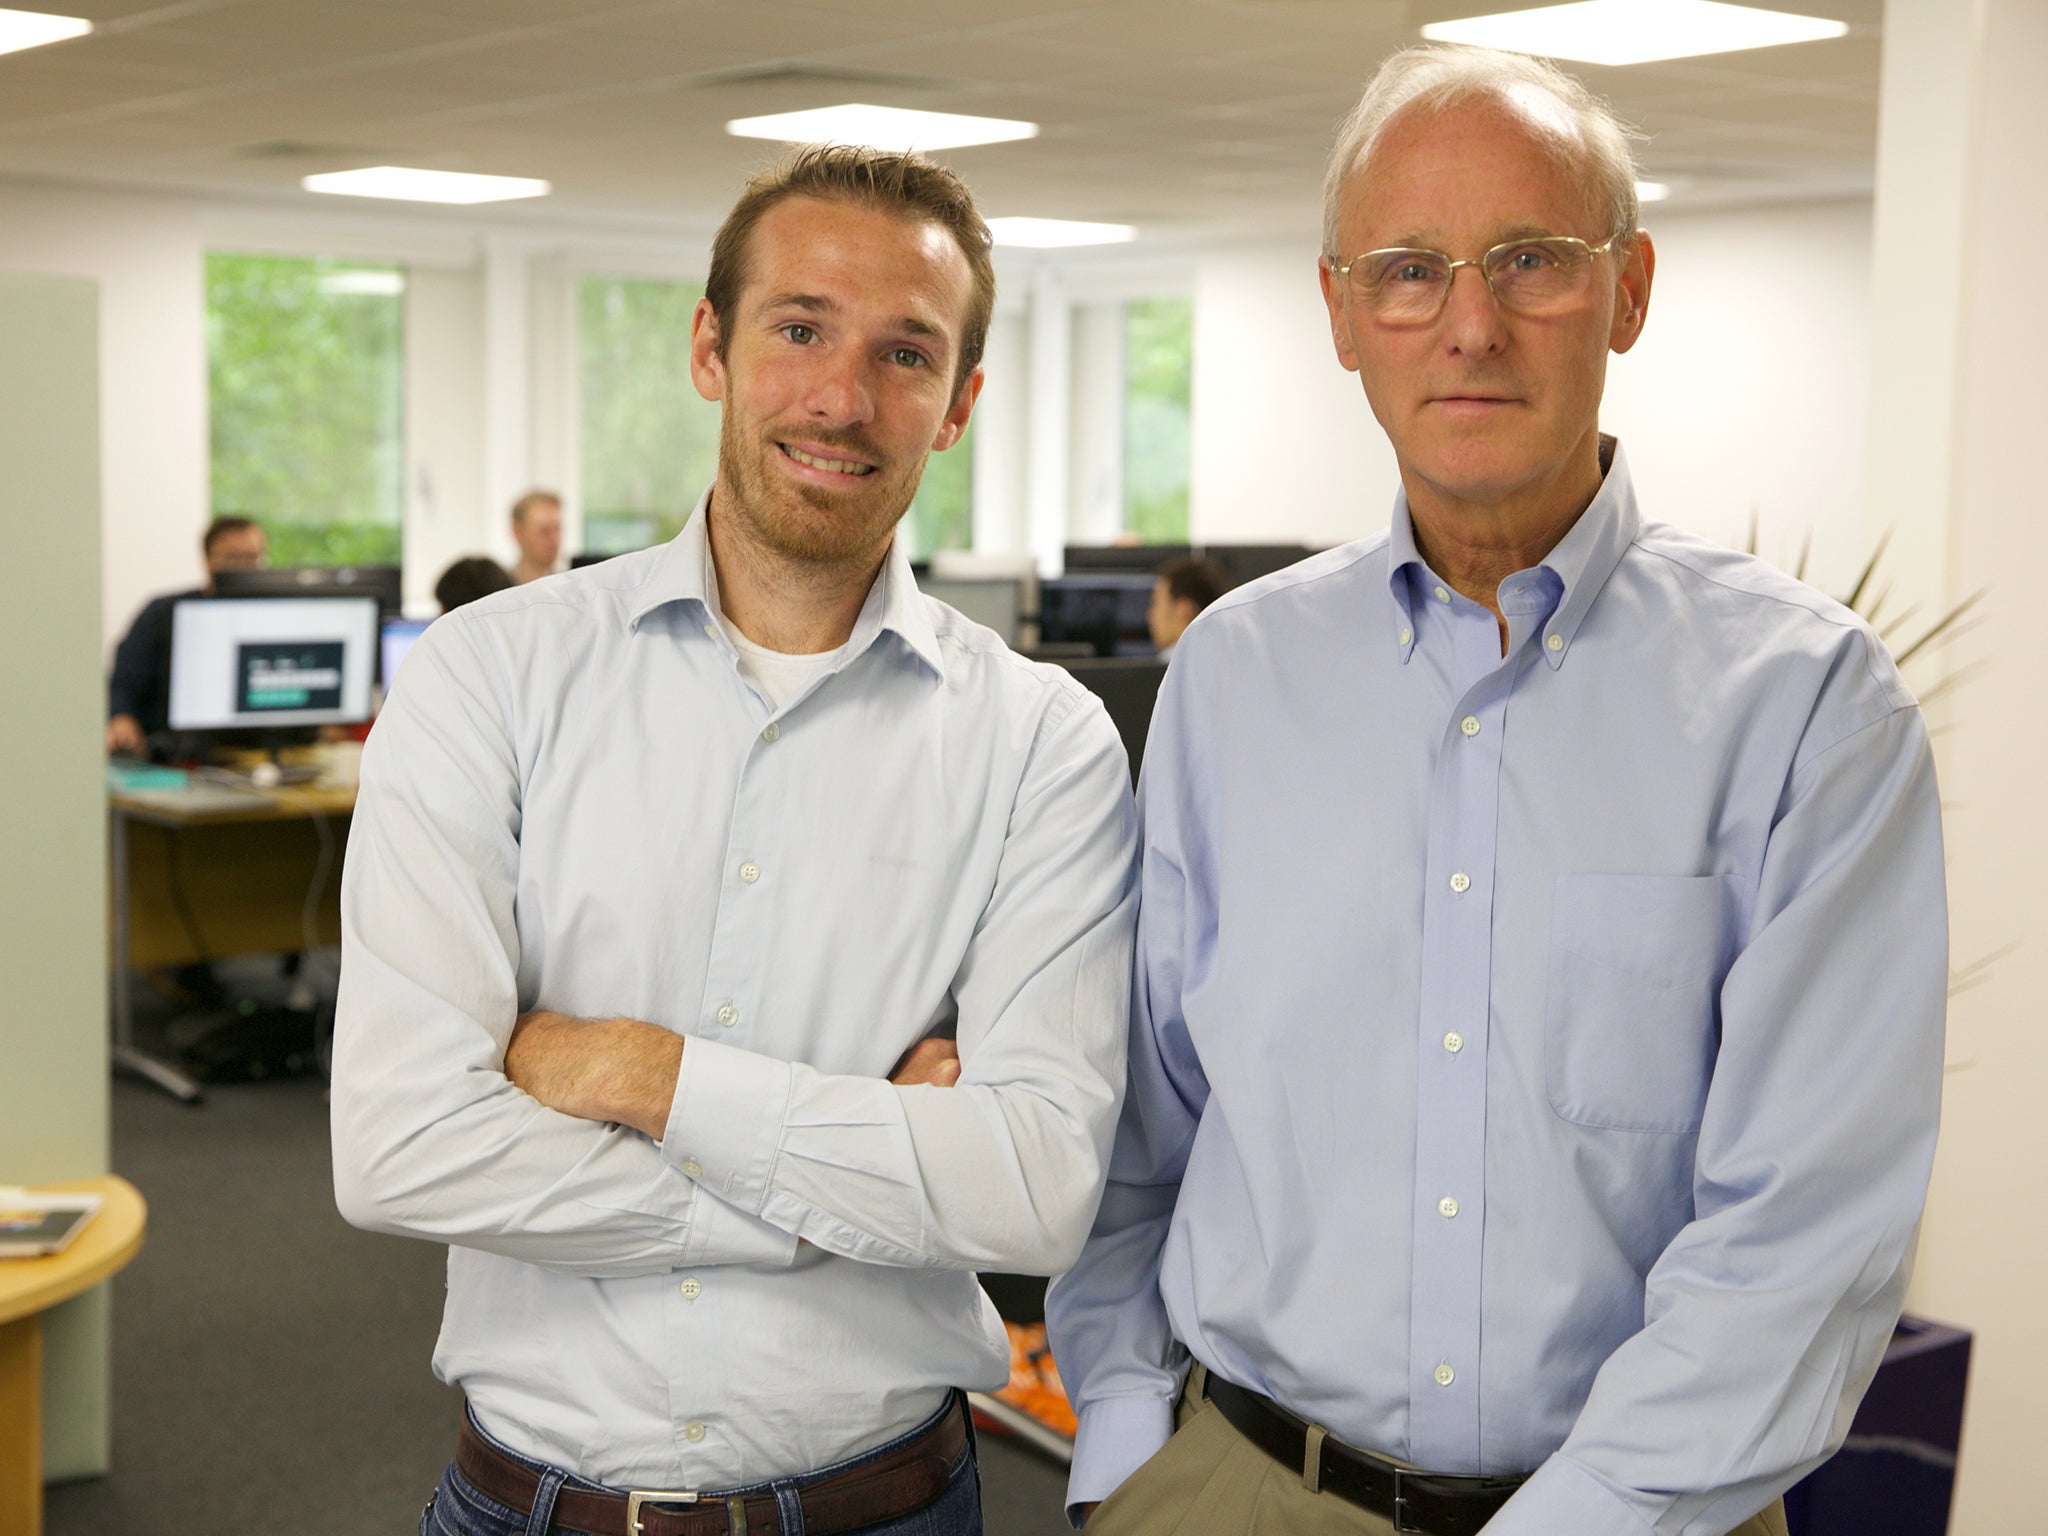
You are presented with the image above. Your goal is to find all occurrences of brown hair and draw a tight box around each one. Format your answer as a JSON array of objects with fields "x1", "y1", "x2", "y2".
[
  {"x1": 510, "y1": 489, "x2": 561, "y2": 525},
  {"x1": 1156, "y1": 556, "x2": 1230, "y2": 615},
  {"x1": 202, "y1": 516, "x2": 260, "y2": 557},
  {"x1": 704, "y1": 144, "x2": 995, "y2": 395}
]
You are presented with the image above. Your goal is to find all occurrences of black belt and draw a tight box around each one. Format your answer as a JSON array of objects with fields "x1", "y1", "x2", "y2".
[{"x1": 1201, "y1": 1371, "x2": 1526, "y2": 1536}]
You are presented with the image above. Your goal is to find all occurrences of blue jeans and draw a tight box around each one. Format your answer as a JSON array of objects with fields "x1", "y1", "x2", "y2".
[{"x1": 422, "y1": 1395, "x2": 983, "y2": 1536}]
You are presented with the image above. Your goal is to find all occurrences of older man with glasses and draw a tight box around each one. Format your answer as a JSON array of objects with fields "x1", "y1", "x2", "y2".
[{"x1": 1048, "y1": 44, "x2": 1947, "y2": 1536}]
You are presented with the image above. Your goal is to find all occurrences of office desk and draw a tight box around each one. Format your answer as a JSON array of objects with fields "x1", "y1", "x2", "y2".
[
  {"x1": 0, "y1": 1176, "x2": 146, "y2": 1536},
  {"x1": 108, "y1": 782, "x2": 355, "y2": 1102}
]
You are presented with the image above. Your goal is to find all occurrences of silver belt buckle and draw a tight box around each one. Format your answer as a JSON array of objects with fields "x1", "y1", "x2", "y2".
[
  {"x1": 626, "y1": 1488, "x2": 699, "y2": 1535},
  {"x1": 1391, "y1": 1469, "x2": 1424, "y2": 1534}
]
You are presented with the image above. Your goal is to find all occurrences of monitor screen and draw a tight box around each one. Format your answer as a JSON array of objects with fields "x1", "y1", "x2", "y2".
[
  {"x1": 1038, "y1": 574, "x2": 1158, "y2": 657},
  {"x1": 918, "y1": 575, "x2": 1025, "y2": 646},
  {"x1": 1064, "y1": 543, "x2": 1190, "y2": 575},
  {"x1": 380, "y1": 616, "x2": 431, "y2": 691},
  {"x1": 169, "y1": 595, "x2": 381, "y2": 730}
]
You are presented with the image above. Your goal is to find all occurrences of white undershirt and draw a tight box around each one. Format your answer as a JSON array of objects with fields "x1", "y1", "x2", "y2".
[{"x1": 705, "y1": 565, "x2": 847, "y2": 709}]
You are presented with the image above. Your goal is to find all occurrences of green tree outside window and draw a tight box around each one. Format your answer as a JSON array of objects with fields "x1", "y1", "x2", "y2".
[
  {"x1": 1123, "y1": 297, "x2": 1193, "y2": 544},
  {"x1": 207, "y1": 254, "x2": 404, "y2": 567}
]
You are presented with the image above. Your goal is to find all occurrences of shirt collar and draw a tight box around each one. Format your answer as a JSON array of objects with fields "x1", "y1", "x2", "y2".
[
  {"x1": 626, "y1": 485, "x2": 946, "y2": 679},
  {"x1": 1383, "y1": 433, "x2": 1641, "y2": 668}
]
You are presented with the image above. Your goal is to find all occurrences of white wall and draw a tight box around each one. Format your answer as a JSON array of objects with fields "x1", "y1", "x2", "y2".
[{"x1": 1183, "y1": 200, "x2": 1873, "y2": 583}]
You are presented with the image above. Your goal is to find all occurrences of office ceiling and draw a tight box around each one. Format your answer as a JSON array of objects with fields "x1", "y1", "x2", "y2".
[{"x1": 0, "y1": 0, "x2": 1886, "y2": 243}]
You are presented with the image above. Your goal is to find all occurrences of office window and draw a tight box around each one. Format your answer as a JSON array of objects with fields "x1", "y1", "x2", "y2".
[
  {"x1": 206, "y1": 254, "x2": 404, "y2": 566},
  {"x1": 905, "y1": 417, "x2": 973, "y2": 560},
  {"x1": 1122, "y1": 297, "x2": 1193, "y2": 543},
  {"x1": 578, "y1": 274, "x2": 720, "y2": 553}
]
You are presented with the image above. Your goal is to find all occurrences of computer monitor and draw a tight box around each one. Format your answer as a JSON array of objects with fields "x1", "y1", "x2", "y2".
[
  {"x1": 380, "y1": 616, "x2": 431, "y2": 691},
  {"x1": 213, "y1": 564, "x2": 404, "y2": 616},
  {"x1": 1201, "y1": 543, "x2": 1318, "y2": 589},
  {"x1": 1037, "y1": 574, "x2": 1158, "y2": 658},
  {"x1": 918, "y1": 575, "x2": 1026, "y2": 646},
  {"x1": 168, "y1": 595, "x2": 381, "y2": 731},
  {"x1": 1063, "y1": 542, "x2": 1191, "y2": 575},
  {"x1": 1054, "y1": 657, "x2": 1168, "y2": 786}
]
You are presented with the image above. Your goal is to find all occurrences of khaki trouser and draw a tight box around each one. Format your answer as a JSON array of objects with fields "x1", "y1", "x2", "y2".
[{"x1": 1088, "y1": 1366, "x2": 1789, "y2": 1536}]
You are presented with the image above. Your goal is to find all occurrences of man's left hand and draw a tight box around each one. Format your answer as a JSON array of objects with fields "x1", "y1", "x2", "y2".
[{"x1": 505, "y1": 1011, "x2": 683, "y2": 1141}]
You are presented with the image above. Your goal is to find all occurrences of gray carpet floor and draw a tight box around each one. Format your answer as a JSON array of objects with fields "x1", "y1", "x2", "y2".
[{"x1": 45, "y1": 986, "x2": 1076, "y2": 1535}]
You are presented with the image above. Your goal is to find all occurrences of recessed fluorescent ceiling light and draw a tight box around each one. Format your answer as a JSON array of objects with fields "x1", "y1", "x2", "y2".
[
  {"x1": 1422, "y1": 1, "x2": 1848, "y2": 66},
  {"x1": 0, "y1": 7, "x2": 91, "y2": 57},
  {"x1": 986, "y1": 217, "x2": 1138, "y2": 249},
  {"x1": 1635, "y1": 180, "x2": 1672, "y2": 201},
  {"x1": 318, "y1": 270, "x2": 407, "y2": 297},
  {"x1": 726, "y1": 104, "x2": 1038, "y2": 152},
  {"x1": 301, "y1": 167, "x2": 551, "y2": 204}
]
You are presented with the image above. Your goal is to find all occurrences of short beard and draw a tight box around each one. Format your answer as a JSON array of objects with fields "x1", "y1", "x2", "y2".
[{"x1": 714, "y1": 408, "x2": 928, "y2": 569}]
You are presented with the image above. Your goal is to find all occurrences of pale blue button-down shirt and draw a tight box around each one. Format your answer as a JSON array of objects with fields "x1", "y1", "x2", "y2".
[
  {"x1": 332, "y1": 497, "x2": 1137, "y2": 1490},
  {"x1": 1048, "y1": 443, "x2": 1946, "y2": 1535}
]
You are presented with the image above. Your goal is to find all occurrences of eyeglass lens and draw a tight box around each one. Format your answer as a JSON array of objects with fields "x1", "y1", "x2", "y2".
[{"x1": 1352, "y1": 239, "x2": 1599, "y2": 321}]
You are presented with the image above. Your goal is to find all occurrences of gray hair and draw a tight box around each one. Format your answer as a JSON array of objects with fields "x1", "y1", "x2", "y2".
[{"x1": 1321, "y1": 45, "x2": 1643, "y2": 259}]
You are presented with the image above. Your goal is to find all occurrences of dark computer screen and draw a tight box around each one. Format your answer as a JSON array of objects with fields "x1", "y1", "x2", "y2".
[
  {"x1": 213, "y1": 564, "x2": 404, "y2": 616},
  {"x1": 1038, "y1": 574, "x2": 1157, "y2": 658}
]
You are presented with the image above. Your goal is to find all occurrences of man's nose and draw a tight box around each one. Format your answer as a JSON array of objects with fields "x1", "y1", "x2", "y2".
[
  {"x1": 1441, "y1": 263, "x2": 1509, "y2": 355},
  {"x1": 806, "y1": 347, "x2": 877, "y2": 424}
]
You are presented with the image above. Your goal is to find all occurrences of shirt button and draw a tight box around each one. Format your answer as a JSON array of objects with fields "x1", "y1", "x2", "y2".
[
  {"x1": 1459, "y1": 715, "x2": 1480, "y2": 738},
  {"x1": 684, "y1": 1421, "x2": 706, "y2": 1442},
  {"x1": 1443, "y1": 1031, "x2": 1464, "y2": 1054},
  {"x1": 1547, "y1": 633, "x2": 1564, "y2": 652},
  {"x1": 1449, "y1": 871, "x2": 1471, "y2": 894},
  {"x1": 1433, "y1": 585, "x2": 1451, "y2": 604},
  {"x1": 680, "y1": 1158, "x2": 703, "y2": 1178},
  {"x1": 761, "y1": 722, "x2": 779, "y2": 743},
  {"x1": 1434, "y1": 1363, "x2": 1455, "y2": 1388},
  {"x1": 1399, "y1": 627, "x2": 1413, "y2": 646},
  {"x1": 715, "y1": 1004, "x2": 738, "y2": 1027},
  {"x1": 679, "y1": 1276, "x2": 702, "y2": 1299},
  {"x1": 738, "y1": 861, "x2": 760, "y2": 884},
  {"x1": 1438, "y1": 1196, "x2": 1459, "y2": 1218}
]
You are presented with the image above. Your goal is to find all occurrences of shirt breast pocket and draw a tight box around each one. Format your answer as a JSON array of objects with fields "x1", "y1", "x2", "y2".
[{"x1": 1545, "y1": 872, "x2": 1741, "y2": 1134}]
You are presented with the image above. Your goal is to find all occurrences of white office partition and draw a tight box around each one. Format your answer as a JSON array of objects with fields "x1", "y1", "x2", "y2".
[{"x1": 0, "y1": 272, "x2": 112, "y2": 1479}]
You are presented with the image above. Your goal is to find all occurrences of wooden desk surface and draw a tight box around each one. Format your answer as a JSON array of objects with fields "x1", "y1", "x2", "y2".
[
  {"x1": 0, "y1": 1177, "x2": 146, "y2": 1327},
  {"x1": 110, "y1": 782, "x2": 357, "y2": 829}
]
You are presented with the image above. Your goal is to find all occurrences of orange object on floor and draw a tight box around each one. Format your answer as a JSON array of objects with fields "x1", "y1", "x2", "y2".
[{"x1": 991, "y1": 1320, "x2": 1077, "y2": 1439}]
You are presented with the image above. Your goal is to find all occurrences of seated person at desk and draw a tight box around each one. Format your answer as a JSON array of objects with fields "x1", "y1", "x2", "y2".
[
  {"x1": 105, "y1": 516, "x2": 267, "y2": 756},
  {"x1": 508, "y1": 489, "x2": 563, "y2": 585},
  {"x1": 1147, "y1": 556, "x2": 1228, "y2": 660}
]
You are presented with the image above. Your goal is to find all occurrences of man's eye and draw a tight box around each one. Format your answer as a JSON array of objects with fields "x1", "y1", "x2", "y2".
[
  {"x1": 781, "y1": 323, "x2": 816, "y2": 344},
  {"x1": 1506, "y1": 247, "x2": 1555, "y2": 272},
  {"x1": 891, "y1": 348, "x2": 927, "y2": 368}
]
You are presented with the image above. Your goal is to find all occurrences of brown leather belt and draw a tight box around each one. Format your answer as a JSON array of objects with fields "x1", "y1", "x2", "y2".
[
  {"x1": 1202, "y1": 1372, "x2": 1526, "y2": 1536},
  {"x1": 454, "y1": 1398, "x2": 968, "y2": 1536}
]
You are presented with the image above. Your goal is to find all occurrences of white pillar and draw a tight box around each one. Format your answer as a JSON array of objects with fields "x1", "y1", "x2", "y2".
[
  {"x1": 1068, "y1": 301, "x2": 1127, "y2": 545},
  {"x1": 481, "y1": 238, "x2": 533, "y2": 552},
  {"x1": 1879, "y1": 4, "x2": 2048, "y2": 1532},
  {"x1": 1023, "y1": 264, "x2": 1072, "y2": 575}
]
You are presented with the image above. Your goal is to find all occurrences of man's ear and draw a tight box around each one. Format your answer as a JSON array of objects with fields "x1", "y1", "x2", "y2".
[
  {"x1": 689, "y1": 297, "x2": 728, "y2": 402},
  {"x1": 1610, "y1": 230, "x2": 1655, "y2": 356},
  {"x1": 932, "y1": 367, "x2": 984, "y2": 451},
  {"x1": 1318, "y1": 259, "x2": 1363, "y2": 374}
]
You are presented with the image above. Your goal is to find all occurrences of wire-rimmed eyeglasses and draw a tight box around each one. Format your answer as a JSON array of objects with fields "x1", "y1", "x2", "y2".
[{"x1": 1326, "y1": 235, "x2": 1620, "y2": 324}]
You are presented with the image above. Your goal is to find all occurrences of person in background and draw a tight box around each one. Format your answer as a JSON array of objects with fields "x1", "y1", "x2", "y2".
[
  {"x1": 1050, "y1": 44, "x2": 1946, "y2": 1536},
  {"x1": 1146, "y1": 556, "x2": 1229, "y2": 660},
  {"x1": 106, "y1": 515, "x2": 267, "y2": 756},
  {"x1": 434, "y1": 556, "x2": 512, "y2": 614},
  {"x1": 508, "y1": 489, "x2": 563, "y2": 584}
]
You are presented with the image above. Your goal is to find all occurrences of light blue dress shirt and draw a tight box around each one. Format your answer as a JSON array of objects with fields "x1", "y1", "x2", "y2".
[
  {"x1": 333, "y1": 497, "x2": 1137, "y2": 1490},
  {"x1": 1047, "y1": 443, "x2": 1947, "y2": 1536}
]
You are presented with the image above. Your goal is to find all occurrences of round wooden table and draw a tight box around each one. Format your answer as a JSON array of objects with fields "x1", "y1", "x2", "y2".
[{"x1": 0, "y1": 1176, "x2": 145, "y2": 1536}]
